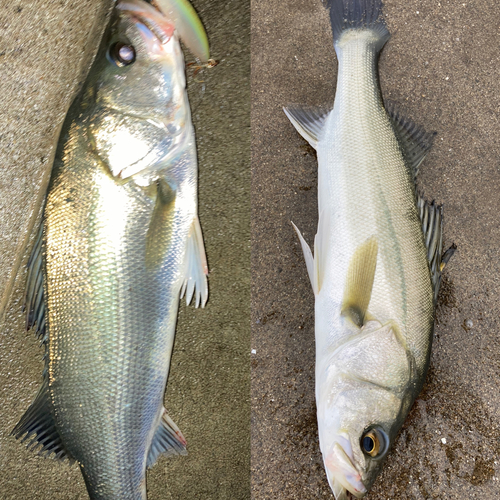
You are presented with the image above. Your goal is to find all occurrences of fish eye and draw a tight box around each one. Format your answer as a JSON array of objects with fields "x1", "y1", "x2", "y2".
[
  {"x1": 110, "y1": 42, "x2": 136, "y2": 67},
  {"x1": 361, "y1": 428, "x2": 388, "y2": 458}
]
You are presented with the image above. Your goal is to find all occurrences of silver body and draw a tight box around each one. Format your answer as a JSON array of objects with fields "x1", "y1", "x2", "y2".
[
  {"x1": 18, "y1": 2, "x2": 206, "y2": 498},
  {"x1": 288, "y1": 26, "x2": 436, "y2": 499},
  {"x1": 315, "y1": 32, "x2": 433, "y2": 414}
]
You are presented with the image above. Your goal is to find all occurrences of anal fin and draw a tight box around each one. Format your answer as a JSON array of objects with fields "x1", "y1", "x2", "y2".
[
  {"x1": 283, "y1": 106, "x2": 328, "y2": 149},
  {"x1": 147, "y1": 408, "x2": 187, "y2": 468},
  {"x1": 180, "y1": 215, "x2": 208, "y2": 308}
]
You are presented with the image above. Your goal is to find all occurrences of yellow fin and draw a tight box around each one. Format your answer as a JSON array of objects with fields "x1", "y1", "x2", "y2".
[{"x1": 341, "y1": 237, "x2": 378, "y2": 327}]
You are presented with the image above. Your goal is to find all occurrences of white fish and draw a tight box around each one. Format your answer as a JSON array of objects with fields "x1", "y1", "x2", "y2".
[{"x1": 285, "y1": 0, "x2": 454, "y2": 498}]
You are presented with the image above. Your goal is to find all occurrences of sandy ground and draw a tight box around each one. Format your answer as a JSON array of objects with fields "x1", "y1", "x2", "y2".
[
  {"x1": 251, "y1": 1, "x2": 500, "y2": 499},
  {"x1": 0, "y1": 0, "x2": 249, "y2": 499}
]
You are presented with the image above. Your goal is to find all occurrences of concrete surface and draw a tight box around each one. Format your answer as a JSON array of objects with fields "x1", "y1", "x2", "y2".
[
  {"x1": 0, "y1": 0, "x2": 249, "y2": 499},
  {"x1": 251, "y1": 1, "x2": 500, "y2": 499}
]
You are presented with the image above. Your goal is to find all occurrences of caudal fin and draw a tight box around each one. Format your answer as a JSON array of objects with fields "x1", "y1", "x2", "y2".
[{"x1": 325, "y1": 0, "x2": 390, "y2": 50}]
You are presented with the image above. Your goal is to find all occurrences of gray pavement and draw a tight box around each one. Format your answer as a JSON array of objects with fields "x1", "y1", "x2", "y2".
[
  {"x1": 251, "y1": 0, "x2": 500, "y2": 499},
  {"x1": 0, "y1": 0, "x2": 249, "y2": 499}
]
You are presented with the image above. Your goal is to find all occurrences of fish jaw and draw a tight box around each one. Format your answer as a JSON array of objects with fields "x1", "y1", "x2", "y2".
[
  {"x1": 324, "y1": 442, "x2": 367, "y2": 498},
  {"x1": 88, "y1": 0, "x2": 194, "y2": 181}
]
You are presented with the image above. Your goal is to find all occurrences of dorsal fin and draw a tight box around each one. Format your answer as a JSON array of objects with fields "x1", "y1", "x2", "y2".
[
  {"x1": 341, "y1": 237, "x2": 378, "y2": 327},
  {"x1": 12, "y1": 217, "x2": 70, "y2": 460},
  {"x1": 385, "y1": 101, "x2": 435, "y2": 180},
  {"x1": 417, "y1": 195, "x2": 456, "y2": 303},
  {"x1": 11, "y1": 377, "x2": 73, "y2": 462},
  {"x1": 24, "y1": 220, "x2": 48, "y2": 344},
  {"x1": 283, "y1": 106, "x2": 329, "y2": 149},
  {"x1": 291, "y1": 222, "x2": 317, "y2": 294}
]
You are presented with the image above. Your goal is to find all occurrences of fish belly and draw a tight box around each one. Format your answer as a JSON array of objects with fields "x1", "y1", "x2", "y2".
[
  {"x1": 315, "y1": 37, "x2": 434, "y2": 382},
  {"x1": 44, "y1": 140, "x2": 194, "y2": 498}
]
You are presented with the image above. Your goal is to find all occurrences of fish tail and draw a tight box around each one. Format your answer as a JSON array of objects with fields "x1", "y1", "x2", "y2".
[{"x1": 325, "y1": 0, "x2": 390, "y2": 51}]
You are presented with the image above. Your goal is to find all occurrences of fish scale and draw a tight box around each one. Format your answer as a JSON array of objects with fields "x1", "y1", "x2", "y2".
[
  {"x1": 46, "y1": 155, "x2": 187, "y2": 497},
  {"x1": 11, "y1": 1, "x2": 210, "y2": 499},
  {"x1": 285, "y1": 0, "x2": 453, "y2": 498}
]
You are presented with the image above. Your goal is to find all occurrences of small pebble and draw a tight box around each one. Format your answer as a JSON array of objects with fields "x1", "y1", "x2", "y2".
[
  {"x1": 465, "y1": 319, "x2": 473, "y2": 328},
  {"x1": 441, "y1": 438, "x2": 447, "y2": 444}
]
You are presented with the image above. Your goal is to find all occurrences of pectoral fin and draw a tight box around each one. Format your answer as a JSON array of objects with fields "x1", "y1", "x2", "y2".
[
  {"x1": 146, "y1": 179, "x2": 177, "y2": 270},
  {"x1": 341, "y1": 237, "x2": 378, "y2": 327},
  {"x1": 180, "y1": 215, "x2": 208, "y2": 308}
]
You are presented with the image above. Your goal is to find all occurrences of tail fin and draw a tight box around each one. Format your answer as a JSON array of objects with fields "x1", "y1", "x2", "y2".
[{"x1": 325, "y1": 0, "x2": 390, "y2": 49}]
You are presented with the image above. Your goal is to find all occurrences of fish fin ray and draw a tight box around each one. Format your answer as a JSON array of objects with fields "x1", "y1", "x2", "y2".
[
  {"x1": 341, "y1": 236, "x2": 378, "y2": 327},
  {"x1": 11, "y1": 378, "x2": 72, "y2": 462},
  {"x1": 417, "y1": 196, "x2": 456, "y2": 303},
  {"x1": 291, "y1": 222, "x2": 318, "y2": 294},
  {"x1": 24, "y1": 219, "x2": 48, "y2": 343},
  {"x1": 326, "y1": 0, "x2": 390, "y2": 50},
  {"x1": 180, "y1": 215, "x2": 208, "y2": 308},
  {"x1": 386, "y1": 100, "x2": 435, "y2": 180},
  {"x1": 147, "y1": 408, "x2": 187, "y2": 467},
  {"x1": 146, "y1": 179, "x2": 177, "y2": 270},
  {"x1": 283, "y1": 106, "x2": 328, "y2": 149}
]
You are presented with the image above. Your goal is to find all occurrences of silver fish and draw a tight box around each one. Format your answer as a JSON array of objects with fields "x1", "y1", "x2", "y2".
[
  {"x1": 285, "y1": 0, "x2": 454, "y2": 498},
  {"x1": 12, "y1": 1, "x2": 210, "y2": 498}
]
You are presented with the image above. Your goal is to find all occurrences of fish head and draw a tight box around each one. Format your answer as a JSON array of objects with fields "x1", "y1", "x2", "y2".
[
  {"x1": 317, "y1": 320, "x2": 413, "y2": 498},
  {"x1": 89, "y1": 0, "x2": 187, "y2": 118}
]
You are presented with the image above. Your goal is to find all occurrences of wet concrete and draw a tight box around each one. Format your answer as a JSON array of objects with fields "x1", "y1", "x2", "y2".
[
  {"x1": 0, "y1": 0, "x2": 249, "y2": 499},
  {"x1": 252, "y1": 1, "x2": 500, "y2": 499}
]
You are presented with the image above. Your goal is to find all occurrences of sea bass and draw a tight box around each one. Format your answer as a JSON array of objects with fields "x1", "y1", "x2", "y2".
[
  {"x1": 285, "y1": 0, "x2": 454, "y2": 498},
  {"x1": 12, "y1": 1, "x2": 209, "y2": 498}
]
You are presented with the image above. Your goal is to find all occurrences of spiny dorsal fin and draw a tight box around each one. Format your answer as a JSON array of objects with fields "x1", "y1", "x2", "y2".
[
  {"x1": 283, "y1": 106, "x2": 329, "y2": 149},
  {"x1": 147, "y1": 408, "x2": 187, "y2": 467},
  {"x1": 341, "y1": 237, "x2": 378, "y2": 327},
  {"x1": 11, "y1": 377, "x2": 73, "y2": 462},
  {"x1": 385, "y1": 100, "x2": 435, "y2": 180},
  {"x1": 13, "y1": 212, "x2": 67, "y2": 460},
  {"x1": 24, "y1": 220, "x2": 48, "y2": 345},
  {"x1": 417, "y1": 195, "x2": 456, "y2": 303}
]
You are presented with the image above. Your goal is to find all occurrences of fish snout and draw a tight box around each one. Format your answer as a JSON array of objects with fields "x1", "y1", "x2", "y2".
[{"x1": 325, "y1": 442, "x2": 367, "y2": 498}]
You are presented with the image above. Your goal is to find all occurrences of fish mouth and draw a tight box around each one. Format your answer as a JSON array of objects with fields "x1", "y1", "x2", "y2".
[
  {"x1": 325, "y1": 443, "x2": 367, "y2": 499},
  {"x1": 117, "y1": 0, "x2": 175, "y2": 44}
]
